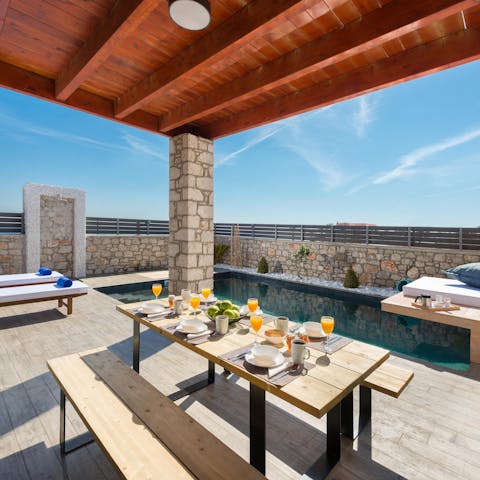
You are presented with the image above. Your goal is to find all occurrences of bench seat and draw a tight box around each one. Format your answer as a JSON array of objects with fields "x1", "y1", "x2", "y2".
[
  {"x1": 361, "y1": 362, "x2": 413, "y2": 398},
  {"x1": 48, "y1": 348, "x2": 265, "y2": 480}
]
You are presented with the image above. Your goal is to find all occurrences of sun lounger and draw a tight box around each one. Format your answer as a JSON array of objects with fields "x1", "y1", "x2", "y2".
[
  {"x1": 0, "y1": 281, "x2": 88, "y2": 314},
  {"x1": 0, "y1": 271, "x2": 63, "y2": 288}
]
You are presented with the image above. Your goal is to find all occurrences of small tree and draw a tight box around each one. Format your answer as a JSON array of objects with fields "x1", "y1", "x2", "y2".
[
  {"x1": 344, "y1": 265, "x2": 360, "y2": 288},
  {"x1": 293, "y1": 244, "x2": 311, "y2": 278},
  {"x1": 214, "y1": 244, "x2": 229, "y2": 264},
  {"x1": 257, "y1": 256, "x2": 269, "y2": 274}
]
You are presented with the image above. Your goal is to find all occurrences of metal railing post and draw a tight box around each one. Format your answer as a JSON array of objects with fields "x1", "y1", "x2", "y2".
[
  {"x1": 407, "y1": 227, "x2": 412, "y2": 247},
  {"x1": 147, "y1": 220, "x2": 150, "y2": 235},
  {"x1": 300, "y1": 224, "x2": 304, "y2": 242},
  {"x1": 330, "y1": 225, "x2": 334, "y2": 243},
  {"x1": 116, "y1": 218, "x2": 120, "y2": 235},
  {"x1": 459, "y1": 228, "x2": 463, "y2": 250},
  {"x1": 365, "y1": 225, "x2": 369, "y2": 245},
  {"x1": 274, "y1": 224, "x2": 278, "y2": 240},
  {"x1": 252, "y1": 224, "x2": 255, "y2": 238}
]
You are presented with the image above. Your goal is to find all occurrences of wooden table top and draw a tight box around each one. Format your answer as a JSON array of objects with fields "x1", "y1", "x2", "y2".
[{"x1": 117, "y1": 300, "x2": 390, "y2": 419}]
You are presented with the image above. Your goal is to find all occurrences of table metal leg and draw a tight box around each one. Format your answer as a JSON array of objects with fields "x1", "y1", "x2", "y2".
[
  {"x1": 133, "y1": 320, "x2": 140, "y2": 373},
  {"x1": 208, "y1": 360, "x2": 215, "y2": 384},
  {"x1": 168, "y1": 360, "x2": 215, "y2": 401},
  {"x1": 302, "y1": 402, "x2": 341, "y2": 480},
  {"x1": 60, "y1": 390, "x2": 94, "y2": 454},
  {"x1": 341, "y1": 391, "x2": 354, "y2": 439},
  {"x1": 250, "y1": 383, "x2": 266, "y2": 474},
  {"x1": 359, "y1": 386, "x2": 372, "y2": 434}
]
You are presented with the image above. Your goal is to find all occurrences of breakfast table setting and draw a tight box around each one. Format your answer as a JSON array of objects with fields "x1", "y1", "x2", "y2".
[{"x1": 116, "y1": 289, "x2": 390, "y2": 479}]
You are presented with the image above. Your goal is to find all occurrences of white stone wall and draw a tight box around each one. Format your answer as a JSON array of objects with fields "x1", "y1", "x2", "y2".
[
  {"x1": 0, "y1": 235, "x2": 25, "y2": 274},
  {"x1": 215, "y1": 236, "x2": 480, "y2": 288},
  {"x1": 86, "y1": 235, "x2": 168, "y2": 276},
  {"x1": 169, "y1": 133, "x2": 214, "y2": 293}
]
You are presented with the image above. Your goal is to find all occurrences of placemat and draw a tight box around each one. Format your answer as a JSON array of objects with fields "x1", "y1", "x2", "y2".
[
  {"x1": 161, "y1": 321, "x2": 232, "y2": 345},
  {"x1": 219, "y1": 344, "x2": 315, "y2": 387},
  {"x1": 239, "y1": 314, "x2": 275, "y2": 327},
  {"x1": 307, "y1": 334, "x2": 352, "y2": 354}
]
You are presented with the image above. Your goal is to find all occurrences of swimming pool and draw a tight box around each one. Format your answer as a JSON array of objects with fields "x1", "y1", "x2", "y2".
[{"x1": 97, "y1": 271, "x2": 470, "y2": 370}]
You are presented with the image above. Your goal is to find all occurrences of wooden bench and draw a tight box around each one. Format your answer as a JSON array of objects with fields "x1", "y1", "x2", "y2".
[
  {"x1": 47, "y1": 347, "x2": 266, "y2": 480},
  {"x1": 341, "y1": 362, "x2": 413, "y2": 439}
]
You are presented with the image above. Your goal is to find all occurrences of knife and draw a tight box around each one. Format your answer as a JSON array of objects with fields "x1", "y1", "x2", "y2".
[
  {"x1": 229, "y1": 349, "x2": 250, "y2": 362},
  {"x1": 269, "y1": 364, "x2": 298, "y2": 382}
]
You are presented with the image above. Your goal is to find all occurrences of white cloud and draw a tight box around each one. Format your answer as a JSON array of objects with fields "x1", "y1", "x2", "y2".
[
  {"x1": 123, "y1": 134, "x2": 167, "y2": 161},
  {"x1": 352, "y1": 96, "x2": 375, "y2": 137},
  {"x1": 373, "y1": 126, "x2": 480, "y2": 185}
]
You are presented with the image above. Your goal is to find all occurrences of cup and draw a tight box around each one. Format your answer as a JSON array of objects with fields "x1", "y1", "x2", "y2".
[
  {"x1": 174, "y1": 299, "x2": 183, "y2": 315},
  {"x1": 291, "y1": 339, "x2": 310, "y2": 365},
  {"x1": 181, "y1": 289, "x2": 191, "y2": 306},
  {"x1": 215, "y1": 315, "x2": 229, "y2": 335},
  {"x1": 168, "y1": 294, "x2": 175, "y2": 308},
  {"x1": 274, "y1": 316, "x2": 289, "y2": 333},
  {"x1": 444, "y1": 297, "x2": 451, "y2": 307}
]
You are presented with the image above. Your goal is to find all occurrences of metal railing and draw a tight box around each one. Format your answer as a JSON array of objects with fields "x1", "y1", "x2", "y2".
[
  {"x1": 1, "y1": 212, "x2": 479, "y2": 250},
  {"x1": 86, "y1": 217, "x2": 169, "y2": 235},
  {"x1": 0, "y1": 212, "x2": 23, "y2": 234},
  {"x1": 214, "y1": 223, "x2": 480, "y2": 250}
]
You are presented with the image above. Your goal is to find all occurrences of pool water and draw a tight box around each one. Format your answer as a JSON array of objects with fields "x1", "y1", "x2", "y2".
[{"x1": 98, "y1": 272, "x2": 470, "y2": 370}]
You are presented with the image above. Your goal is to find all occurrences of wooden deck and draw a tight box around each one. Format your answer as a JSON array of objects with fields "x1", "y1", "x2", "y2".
[{"x1": 1, "y1": 273, "x2": 480, "y2": 480}]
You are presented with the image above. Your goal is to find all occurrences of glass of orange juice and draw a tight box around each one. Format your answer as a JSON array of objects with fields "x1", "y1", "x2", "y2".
[
  {"x1": 250, "y1": 315, "x2": 263, "y2": 344},
  {"x1": 321, "y1": 316, "x2": 335, "y2": 354},
  {"x1": 152, "y1": 283, "x2": 162, "y2": 301},
  {"x1": 247, "y1": 298, "x2": 258, "y2": 315},
  {"x1": 190, "y1": 294, "x2": 201, "y2": 316},
  {"x1": 201, "y1": 288, "x2": 211, "y2": 301}
]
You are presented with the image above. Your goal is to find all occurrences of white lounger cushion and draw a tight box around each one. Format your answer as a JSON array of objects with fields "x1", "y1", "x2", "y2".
[
  {"x1": 0, "y1": 271, "x2": 63, "y2": 287},
  {"x1": 403, "y1": 276, "x2": 480, "y2": 309},
  {"x1": 0, "y1": 281, "x2": 88, "y2": 304}
]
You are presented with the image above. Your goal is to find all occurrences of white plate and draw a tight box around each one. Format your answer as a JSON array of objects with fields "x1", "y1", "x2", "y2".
[
  {"x1": 200, "y1": 296, "x2": 218, "y2": 304},
  {"x1": 245, "y1": 351, "x2": 284, "y2": 368},
  {"x1": 303, "y1": 321, "x2": 326, "y2": 338},
  {"x1": 141, "y1": 303, "x2": 166, "y2": 315},
  {"x1": 240, "y1": 305, "x2": 264, "y2": 316},
  {"x1": 178, "y1": 318, "x2": 208, "y2": 334}
]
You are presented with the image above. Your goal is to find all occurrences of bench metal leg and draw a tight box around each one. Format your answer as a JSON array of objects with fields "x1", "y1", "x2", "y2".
[
  {"x1": 302, "y1": 402, "x2": 342, "y2": 480},
  {"x1": 250, "y1": 383, "x2": 266, "y2": 475},
  {"x1": 60, "y1": 390, "x2": 94, "y2": 454},
  {"x1": 133, "y1": 320, "x2": 140, "y2": 373},
  {"x1": 340, "y1": 387, "x2": 372, "y2": 441}
]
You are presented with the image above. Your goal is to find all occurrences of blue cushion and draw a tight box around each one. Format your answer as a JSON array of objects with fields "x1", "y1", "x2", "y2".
[
  {"x1": 56, "y1": 277, "x2": 73, "y2": 288},
  {"x1": 38, "y1": 267, "x2": 52, "y2": 276},
  {"x1": 442, "y1": 263, "x2": 480, "y2": 289}
]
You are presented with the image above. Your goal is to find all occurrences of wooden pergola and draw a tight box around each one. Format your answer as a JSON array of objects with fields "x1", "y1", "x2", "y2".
[{"x1": 1, "y1": 0, "x2": 479, "y2": 140}]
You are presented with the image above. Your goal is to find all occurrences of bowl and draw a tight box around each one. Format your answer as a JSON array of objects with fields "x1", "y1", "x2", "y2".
[
  {"x1": 141, "y1": 303, "x2": 166, "y2": 315},
  {"x1": 179, "y1": 318, "x2": 207, "y2": 333},
  {"x1": 264, "y1": 328, "x2": 286, "y2": 345},
  {"x1": 303, "y1": 321, "x2": 325, "y2": 338},
  {"x1": 251, "y1": 345, "x2": 280, "y2": 365}
]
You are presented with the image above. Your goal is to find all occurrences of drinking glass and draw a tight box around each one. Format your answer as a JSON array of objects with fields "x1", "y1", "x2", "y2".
[
  {"x1": 250, "y1": 315, "x2": 263, "y2": 345},
  {"x1": 168, "y1": 294, "x2": 175, "y2": 308},
  {"x1": 201, "y1": 288, "x2": 211, "y2": 301},
  {"x1": 321, "y1": 316, "x2": 335, "y2": 354},
  {"x1": 190, "y1": 294, "x2": 201, "y2": 316},
  {"x1": 152, "y1": 283, "x2": 162, "y2": 301},
  {"x1": 247, "y1": 298, "x2": 258, "y2": 315},
  {"x1": 181, "y1": 289, "x2": 191, "y2": 307}
]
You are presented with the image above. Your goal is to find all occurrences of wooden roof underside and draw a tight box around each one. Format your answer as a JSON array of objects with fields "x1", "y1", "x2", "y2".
[{"x1": 0, "y1": 0, "x2": 479, "y2": 139}]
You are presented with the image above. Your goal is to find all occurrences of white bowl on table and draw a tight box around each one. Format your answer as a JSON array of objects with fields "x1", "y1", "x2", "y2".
[
  {"x1": 303, "y1": 321, "x2": 325, "y2": 338},
  {"x1": 141, "y1": 303, "x2": 166, "y2": 315},
  {"x1": 247, "y1": 345, "x2": 284, "y2": 367},
  {"x1": 179, "y1": 318, "x2": 207, "y2": 334}
]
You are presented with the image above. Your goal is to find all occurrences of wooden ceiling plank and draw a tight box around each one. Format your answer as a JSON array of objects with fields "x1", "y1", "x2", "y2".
[
  {"x1": 159, "y1": 0, "x2": 477, "y2": 132},
  {"x1": 55, "y1": 0, "x2": 158, "y2": 101},
  {"x1": 0, "y1": 0, "x2": 10, "y2": 34},
  {"x1": 115, "y1": 0, "x2": 306, "y2": 119},
  {"x1": 0, "y1": 59, "x2": 160, "y2": 135},
  {"x1": 199, "y1": 27, "x2": 480, "y2": 138}
]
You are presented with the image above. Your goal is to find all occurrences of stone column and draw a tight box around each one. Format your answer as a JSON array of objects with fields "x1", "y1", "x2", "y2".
[{"x1": 169, "y1": 133, "x2": 214, "y2": 294}]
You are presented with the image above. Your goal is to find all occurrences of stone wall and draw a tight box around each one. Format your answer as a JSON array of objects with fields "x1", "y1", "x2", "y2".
[
  {"x1": 0, "y1": 235, "x2": 25, "y2": 274},
  {"x1": 40, "y1": 195, "x2": 74, "y2": 277},
  {"x1": 215, "y1": 236, "x2": 480, "y2": 288},
  {"x1": 86, "y1": 235, "x2": 168, "y2": 276}
]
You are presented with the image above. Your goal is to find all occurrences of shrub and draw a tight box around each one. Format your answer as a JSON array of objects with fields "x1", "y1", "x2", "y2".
[
  {"x1": 214, "y1": 244, "x2": 229, "y2": 264},
  {"x1": 344, "y1": 265, "x2": 360, "y2": 288},
  {"x1": 257, "y1": 256, "x2": 269, "y2": 274}
]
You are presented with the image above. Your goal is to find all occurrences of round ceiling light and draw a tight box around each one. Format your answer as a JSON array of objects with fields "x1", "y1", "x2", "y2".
[{"x1": 169, "y1": 0, "x2": 211, "y2": 31}]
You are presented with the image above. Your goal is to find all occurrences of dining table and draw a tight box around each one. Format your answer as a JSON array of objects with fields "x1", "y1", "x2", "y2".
[{"x1": 117, "y1": 299, "x2": 390, "y2": 479}]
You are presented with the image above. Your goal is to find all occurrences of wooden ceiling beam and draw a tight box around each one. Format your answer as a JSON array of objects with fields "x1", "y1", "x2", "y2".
[
  {"x1": 0, "y1": 0, "x2": 10, "y2": 34},
  {"x1": 55, "y1": 0, "x2": 158, "y2": 101},
  {"x1": 114, "y1": 0, "x2": 306, "y2": 119},
  {"x1": 200, "y1": 27, "x2": 480, "y2": 139},
  {"x1": 159, "y1": 0, "x2": 477, "y2": 132},
  {"x1": 0, "y1": 60, "x2": 161, "y2": 135}
]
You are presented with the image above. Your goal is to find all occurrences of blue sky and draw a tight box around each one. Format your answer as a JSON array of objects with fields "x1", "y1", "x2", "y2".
[{"x1": 0, "y1": 60, "x2": 479, "y2": 226}]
